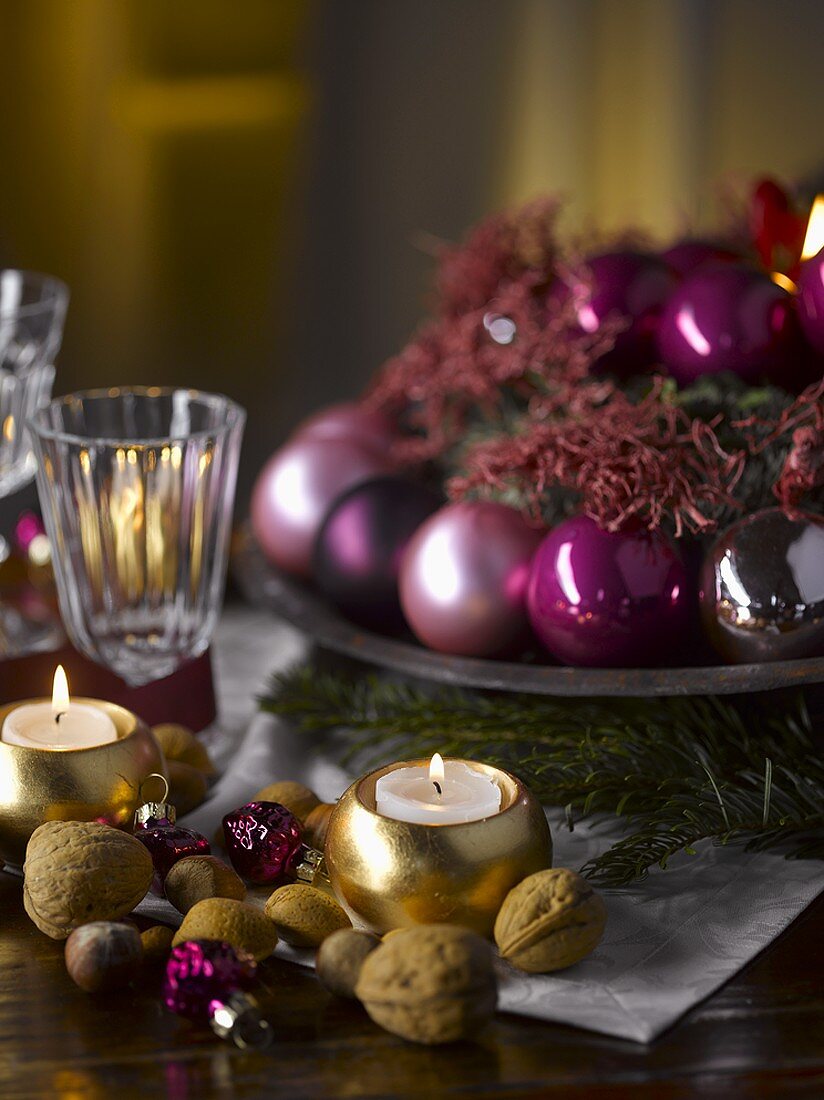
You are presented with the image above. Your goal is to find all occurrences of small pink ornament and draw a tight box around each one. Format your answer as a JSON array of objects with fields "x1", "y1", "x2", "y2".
[
  {"x1": 133, "y1": 780, "x2": 210, "y2": 894},
  {"x1": 293, "y1": 401, "x2": 397, "y2": 454},
  {"x1": 222, "y1": 801, "x2": 303, "y2": 885},
  {"x1": 250, "y1": 436, "x2": 392, "y2": 577}
]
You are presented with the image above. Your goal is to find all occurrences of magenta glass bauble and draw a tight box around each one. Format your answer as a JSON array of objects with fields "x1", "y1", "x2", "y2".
[
  {"x1": 134, "y1": 816, "x2": 211, "y2": 895},
  {"x1": 164, "y1": 940, "x2": 257, "y2": 1023},
  {"x1": 314, "y1": 476, "x2": 441, "y2": 632},
  {"x1": 796, "y1": 249, "x2": 824, "y2": 356},
  {"x1": 398, "y1": 501, "x2": 543, "y2": 657},
  {"x1": 551, "y1": 250, "x2": 678, "y2": 374},
  {"x1": 661, "y1": 239, "x2": 740, "y2": 276},
  {"x1": 250, "y1": 436, "x2": 392, "y2": 577},
  {"x1": 656, "y1": 264, "x2": 797, "y2": 385},
  {"x1": 526, "y1": 515, "x2": 690, "y2": 668},
  {"x1": 222, "y1": 801, "x2": 303, "y2": 885},
  {"x1": 293, "y1": 401, "x2": 396, "y2": 454}
]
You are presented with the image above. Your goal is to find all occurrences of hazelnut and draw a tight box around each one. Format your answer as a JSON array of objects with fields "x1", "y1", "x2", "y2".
[
  {"x1": 151, "y1": 723, "x2": 215, "y2": 775},
  {"x1": 355, "y1": 925, "x2": 497, "y2": 1044},
  {"x1": 140, "y1": 924, "x2": 175, "y2": 959},
  {"x1": 494, "y1": 868, "x2": 607, "y2": 973},
  {"x1": 304, "y1": 803, "x2": 334, "y2": 850},
  {"x1": 172, "y1": 897, "x2": 277, "y2": 961},
  {"x1": 252, "y1": 781, "x2": 320, "y2": 822},
  {"x1": 264, "y1": 884, "x2": 350, "y2": 947},
  {"x1": 316, "y1": 929, "x2": 380, "y2": 998},
  {"x1": 65, "y1": 921, "x2": 143, "y2": 992},
  {"x1": 165, "y1": 855, "x2": 246, "y2": 914},
  {"x1": 167, "y1": 760, "x2": 208, "y2": 815}
]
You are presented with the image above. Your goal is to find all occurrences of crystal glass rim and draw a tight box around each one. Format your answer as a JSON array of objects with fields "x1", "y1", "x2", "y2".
[
  {"x1": 0, "y1": 270, "x2": 70, "y2": 319},
  {"x1": 28, "y1": 385, "x2": 246, "y2": 448}
]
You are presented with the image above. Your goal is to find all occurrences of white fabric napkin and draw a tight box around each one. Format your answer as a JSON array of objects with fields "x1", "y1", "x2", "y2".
[{"x1": 138, "y1": 608, "x2": 824, "y2": 1043}]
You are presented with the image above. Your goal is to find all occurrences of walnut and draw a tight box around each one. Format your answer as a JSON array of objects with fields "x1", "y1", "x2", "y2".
[
  {"x1": 355, "y1": 925, "x2": 497, "y2": 1044},
  {"x1": 494, "y1": 868, "x2": 607, "y2": 973},
  {"x1": 172, "y1": 897, "x2": 278, "y2": 961},
  {"x1": 164, "y1": 855, "x2": 246, "y2": 914},
  {"x1": 24, "y1": 821, "x2": 153, "y2": 940},
  {"x1": 65, "y1": 921, "x2": 143, "y2": 992},
  {"x1": 263, "y1": 884, "x2": 350, "y2": 947},
  {"x1": 252, "y1": 781, "x2": 320, "y2": 822},
  {"x1": 316, "y1": 929, "x2": 380, "y2": 998}
]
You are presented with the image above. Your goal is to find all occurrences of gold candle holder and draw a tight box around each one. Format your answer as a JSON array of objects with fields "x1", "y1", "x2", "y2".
[
  {"x1": 0, "y1": 698, "x2": 165, "y2": 865},
  {"x1": 324, "y1": 760, "x2": 553, "y2": 938}
]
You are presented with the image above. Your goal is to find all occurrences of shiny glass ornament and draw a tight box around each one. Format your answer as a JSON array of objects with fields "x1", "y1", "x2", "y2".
[
  {"x1": 797, "y1": 248, "x2": 824, "y2": 356},
  {"x1": 398, "y1": 501, "x2": 542, "y2": 657},
  {"x1": 699, "y1": 507, "x2": 824, "y2": 664},
  {"x1": 656, "y1": 264, "x2": 797, "y2": 386},
  {"x1": 251, "y1": 435, "x2": 391, "y2": 578},
  {"x1": 222, "y1": 800, "x2": 303, "y2": 885},
  {"x1": 660, "y1": 239, "x2": 739, "y2": 276},
  {"x1": 527, "y1": 515, "x2": 690, "y2": 668},
  {"x1": 293, "y1": 400, "x2": 396, "y2": 454},
  {"x1": 133, "y1": 782, "x2": 210, "y2": 894},
  {"x1": 314, "y1": 476, "x2": 441, "y2": 632}
]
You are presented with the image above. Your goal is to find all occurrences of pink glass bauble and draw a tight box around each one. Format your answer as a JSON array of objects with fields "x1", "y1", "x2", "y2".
[
  {"x1": 661, "y1": 240, "x2": 739, "y2": 276},
  {"x1": 526, "y1": 515, "x2": 690, "y2": 668},
  {"x1": 551, "y1": 250, "x2": 678, "y2": 374},
  {"x1": 250, "y1": 436, "x2": 392, "y2": 577},
  {"x1": 222, "y1": 801, "x2": 303, "y2": 885},
  {"x1": 134, "y1": 816, "x2": 210, "y2": 895},
  {"x1": 293, "y1": 401, "x2": 396, "y2": 454},
  {"x1": 398, "y1": 501, "x2": 543, "y2": 657},
  {"x1": 164, "y1": 940, "x2": 257, "y2": 1023},
  {"x1": 656, "y1": 264, "x2": 797, "y2": 386},
  {"x1": 797, "y1": 249, "x2": 824, "y2": 356}
]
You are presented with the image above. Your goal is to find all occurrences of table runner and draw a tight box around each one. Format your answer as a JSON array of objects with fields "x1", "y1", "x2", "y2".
[{"x1": 138, "y1": 607, "x2": 824, "y2": 1044}]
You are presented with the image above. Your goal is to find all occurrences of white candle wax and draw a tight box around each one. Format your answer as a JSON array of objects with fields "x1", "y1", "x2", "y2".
[
  {"x1": 375, "y1": 757, "x2": 502, "y2": 825},
  {"x1": 1, "y1": 665, "x2": 118, "y2": 750}
]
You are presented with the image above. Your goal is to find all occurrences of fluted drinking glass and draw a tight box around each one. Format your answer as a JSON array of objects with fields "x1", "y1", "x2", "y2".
[{"x1": 29, "y1": 387, "x2": 245, "y2": 685}]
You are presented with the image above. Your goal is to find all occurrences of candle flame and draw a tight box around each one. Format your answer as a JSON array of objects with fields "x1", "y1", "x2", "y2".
[
  {"x1": 52, "y1": 665, "x2": 70, "y2": 720},
  {"x1": 429, "y1": 752, "x2": 445, "y2": 784},
  {"x1": 801, "y1": 195, "x2": 824, "y2": 261}
]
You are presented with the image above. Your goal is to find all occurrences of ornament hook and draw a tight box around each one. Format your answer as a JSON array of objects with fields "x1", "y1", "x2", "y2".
[{"x1": 140, "y1": 772, "x2": 170, "y2": 803}]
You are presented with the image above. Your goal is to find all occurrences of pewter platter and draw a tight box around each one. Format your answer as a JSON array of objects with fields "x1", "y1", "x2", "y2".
[{"x1": 233, "y1": 527, "x2": 824, "y2": 698}]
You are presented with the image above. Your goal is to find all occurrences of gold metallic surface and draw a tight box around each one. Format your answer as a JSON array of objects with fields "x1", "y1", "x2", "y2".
[
  {"x1": 324, "y1": 761, "x2": 553, "y2": 938},
  {"x1": 0, "y1": 698, "x2": 165, "y2": 865}
]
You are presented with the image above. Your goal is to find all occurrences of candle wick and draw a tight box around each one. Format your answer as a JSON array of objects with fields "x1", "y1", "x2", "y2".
[
  {"x1": 54, "y1": 711, "x2": 67, "y2": 725},
  {"x1": 433, "y1": 781, "x2": 442, "y2": 797}
]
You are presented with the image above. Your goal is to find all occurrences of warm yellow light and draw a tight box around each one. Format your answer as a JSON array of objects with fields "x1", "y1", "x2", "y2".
[
  {"x1": 52, "y1": 665, "x2": 70, "y2": 719},
  {"x1": 801, "y1": 195, "x2": 824, "y2": 261},
  {"x1": 771, "y1": 271, "x2": 797, "y2": 293},
  {"x1": 429, "y1": 752, "x2": 445, "y2": 786}
]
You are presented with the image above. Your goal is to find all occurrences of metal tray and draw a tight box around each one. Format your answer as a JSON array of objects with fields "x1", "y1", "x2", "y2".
[{"x1": 232, "y1": 527, "x2": 824, "y2": 698}]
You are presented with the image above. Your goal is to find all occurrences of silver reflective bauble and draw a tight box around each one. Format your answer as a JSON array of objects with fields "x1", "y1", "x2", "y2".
[{"x1": 700, "y1": 507, "x2": 824, "y2": 664}]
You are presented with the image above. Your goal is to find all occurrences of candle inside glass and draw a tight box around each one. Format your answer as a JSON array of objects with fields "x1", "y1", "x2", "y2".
[
  {"x1": 374, "y1": 754, "x2": 502, "y2": 825},
  {"x1": 1, "y1": 665, "x2": 118, "y2": 750}
]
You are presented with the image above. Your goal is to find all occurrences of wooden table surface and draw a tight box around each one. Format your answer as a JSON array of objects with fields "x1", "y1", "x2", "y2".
[{"x1": 2, "y1": 870, "x2": 823, "y2": 1100}]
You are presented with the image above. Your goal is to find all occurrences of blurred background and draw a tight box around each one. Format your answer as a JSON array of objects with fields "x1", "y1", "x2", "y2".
[{"x1": 1, "y1": 0, "x2": 823, "y2": 507}]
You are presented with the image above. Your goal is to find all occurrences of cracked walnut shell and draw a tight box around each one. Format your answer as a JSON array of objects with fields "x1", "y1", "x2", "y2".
[{"x1": 494, "y1": 868, "x2": 607, "y2": 973}]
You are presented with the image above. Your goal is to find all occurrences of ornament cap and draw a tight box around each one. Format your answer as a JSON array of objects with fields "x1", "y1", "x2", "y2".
[
  {"x1": 134, "y1": 800, "x2": 176, "y2": 827},
  {"x1": 210, "y1": 992, "x2": 272, "y2": 1049},
  {"x1": 294, "y1": 845, "x2": 333, "y2": 894}
]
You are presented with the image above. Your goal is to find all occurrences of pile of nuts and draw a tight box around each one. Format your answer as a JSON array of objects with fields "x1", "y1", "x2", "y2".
[{"x1": 19, "y1": 758, "x2": 608, "y2": 1047}]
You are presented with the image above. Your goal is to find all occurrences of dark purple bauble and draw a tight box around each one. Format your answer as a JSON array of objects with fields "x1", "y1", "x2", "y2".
[
  {"x1": 551, "y1": 250, "x2": 679, "y2": 374},
  {"x1": 222, "y1": 801, "x2": 303, "y2": 885},
  {"x1": 134, "y1": 816, "x2": 210, "y2": 895},
  {"x1": 164, "y1": 940, "x2": 257, "y2": 1023},
  {"x1": 399, "y1": 501, "x2": 543, "y2": 657},
  {"x1": 314, "y1": 476, "x2": 441, "y2": 632},
  {"x1": 251, "y1": 436, "x2": 392, "y2": 578},
  {"x1": 661, "y1": 239, "x2": 740, "y2": 276},
  {"x1": 294, "y1": 401, "x2": 396, "y2": 454},
  {"x1": 656, "y1": 263, "x2": 797, "y2": 385},
  {"x1": 797, "y1": 248, "x2": 824, "y2": 356},
  {"x1": 526, "y1": 515, "x2": 690, "y2": 668}
]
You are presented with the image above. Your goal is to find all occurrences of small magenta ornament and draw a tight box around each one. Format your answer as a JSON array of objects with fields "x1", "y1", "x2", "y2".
[
  {"x1": 164, "y1": 940, "x2": 271, "y2": 1048},
  {"x1": 133, "y1": 775, "x2": 210, "y2": 894},
  {"x1": 222, "y1": 801, "x2": 303, "y2": 885}
]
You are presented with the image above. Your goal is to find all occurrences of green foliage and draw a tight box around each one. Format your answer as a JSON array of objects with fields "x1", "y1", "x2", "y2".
[{"x1": 261, "y1": 664, "x2": 824, "y2": 886}]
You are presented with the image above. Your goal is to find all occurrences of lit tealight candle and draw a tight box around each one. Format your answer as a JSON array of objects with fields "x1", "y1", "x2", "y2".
[
  {"x1": 1, "y1": 666, "x2": 118, "y2": 750},
  {"x1": 374, "y1": 753, "x2": 503, "y2": 825}
]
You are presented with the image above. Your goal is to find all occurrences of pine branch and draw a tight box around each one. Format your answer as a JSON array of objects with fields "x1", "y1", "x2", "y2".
[{"x1": 260, "y1": 664, "x2": 824, "y2": 886}]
